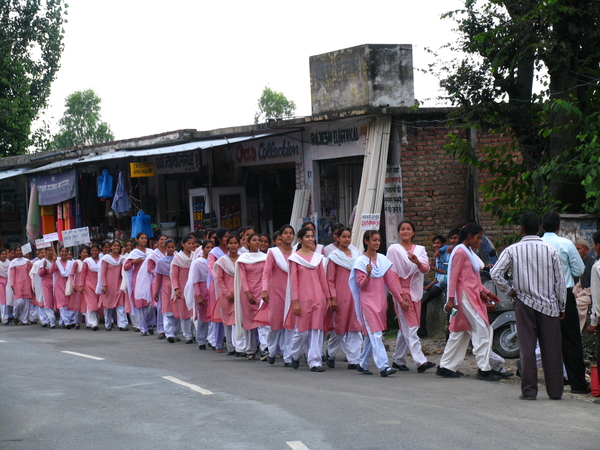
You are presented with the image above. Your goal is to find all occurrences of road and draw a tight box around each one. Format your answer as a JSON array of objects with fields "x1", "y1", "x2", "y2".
[{"x1": 1, "y1": 324, "x2": 598, "y2": 450}]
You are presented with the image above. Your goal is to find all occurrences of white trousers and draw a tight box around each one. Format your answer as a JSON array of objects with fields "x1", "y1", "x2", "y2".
[
  {"x1": 393, "y1": 305, "x2": 427, "y2": 366},
  {"x1": 291, "y1": 328, "x2": 324, "y2": 369},
  {"x1": 327, "y1": 330, "x2": 362, "y2": 364},
  {"x1": 44, "y1": 308, "x2": 56, "y2": 327},
  {"x1": 223, "y1": 325, "x2": 236, "y2": 352},
  {"x1": 29, "y1": 304, "x2": 39, "y2": 323},
  {"x1": 267, "y1": 328, "x2": 294, "y2": 362},
  {"x1": 86, "y1": 309, "x2": 99, "y2": 327},
  {"x1": 194, "y1": 317, "x2": 210, "y2": 345},
  {"x1": 244, "y1": 328, "x2": 257, "y2": 354},
  {"x1": 105, "y1": 306, "x2": 128, "y2": 329},
  {"x1": 359, "y1": 318, "x2": 389, "y2": 372},
  {"x1": 36, "y1": 305, "x2": 49, "y2": 325},
  {"x1": 72, "y1": 311, "x2": 82, "y2": 326},
  {"x1": 258, "y1": 326, "x2": 270, "y2": 351},
  {"x1": 129, "y1": 305, "x2": 140, "y2": 328},
  {"x1": 164, "y1": 312, "x2": 181, "y2": 338},
  {"x1": 13, "y1": 298, "x2": 31, "y2": 324},
  {"x1": 0, "y1": 304, "x2": 13, "y2": 323},
  {"x1": 440, "y1": 294, "x2": 492, "y2": 372}
]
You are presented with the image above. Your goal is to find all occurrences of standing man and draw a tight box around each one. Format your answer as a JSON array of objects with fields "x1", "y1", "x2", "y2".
[
  {"x1": 573, "y1": 237, "x2": 596, "y2": 331},
  {"x1": 541, "y1": 212, "x2": 589, "y2": 394},
  {"x1": 491, "y1": 212, "x2": 565, "y2": 400}
]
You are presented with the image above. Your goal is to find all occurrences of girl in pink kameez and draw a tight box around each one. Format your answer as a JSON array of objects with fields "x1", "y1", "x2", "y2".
[
  {"x1": 207, "y1": 229, "x2": 230, "y2": 351},
  {"x1": 387, "y1": 220, "x2": 436, "y2": 373},
  {"x1": 169, "y1": 235, "x2": 195, "y2": 343},
  {"x1": 261, "y1": 225, "x2": 295, "y2": 366},
  {"x1": 79, "y1": 245, "x2": 102, "y2": 331},
  {"x1": 154, "y1": 240, "x2": 176, "y2": 342},
  {"x1": 325, "y1": 227, "x2": 362, "y2": 369},
  {"x1": 38, "y1": 247, "x2": 56, "y2": 328},
  {"x1": 98, "y1": 241, "x2": 128, "y2": 331},
  {"x1": 285, "y1": 227, "x2": 331, "y2": 372},
  {"x1": 68, "y1": 246, "x2": 88, "y2": 329},
  {"x1": 349, "y1": 230, "x2": 407, "y2": 377},
  {"x1": 49, "y1": 246, "x2": 76, "y2": 328},
  {"x1": 0, "y1": 249, "x2": 10, "y2": 324},
  {"x1": 234, "y1": 233, "x2": 267, "y2": 359},
  {"x1": 437, "y1": 223, "x2": 502, "y2": 381},
  {"x1": 214, "y1": 234, "x2": 241, "y2": 355},
  {"x1": 124, "y1": 232, "x2": 152, "y2": 335},
  {"x1": 184, "y1": 240, "x2": 213, "y2": 349}
]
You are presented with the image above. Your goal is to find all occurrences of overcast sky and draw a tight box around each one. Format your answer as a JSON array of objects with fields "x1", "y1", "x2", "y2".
[{"x1": 42, "y1": 0, "x2": 464, "y2": 140}]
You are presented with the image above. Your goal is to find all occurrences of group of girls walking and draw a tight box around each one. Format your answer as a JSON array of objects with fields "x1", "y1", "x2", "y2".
[{"x1": 2, "y1": 219, "x2": 508, "y2": 382}]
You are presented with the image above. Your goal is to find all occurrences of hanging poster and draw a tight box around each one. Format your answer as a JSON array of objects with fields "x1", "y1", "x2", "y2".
[
  {"x1": 361, "y1": 213, "x2": 380, "y2": 230},
  {"x1": 21, "y1": 243, "x2": 32, "y2": 255},
  {"x1": 384, "y1": 165, "x2": 403, "y2": 246},
  {"x1": 35, "y1": 170, "x2": 77, "y2": 206}
]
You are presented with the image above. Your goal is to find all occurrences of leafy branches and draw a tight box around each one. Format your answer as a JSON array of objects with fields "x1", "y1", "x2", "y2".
[{"x1": 254, "y1": 86, "x2": 296, "y2": 124}]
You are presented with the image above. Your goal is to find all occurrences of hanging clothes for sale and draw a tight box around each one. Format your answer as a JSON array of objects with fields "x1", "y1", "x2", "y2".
[
  {"x1": 97, "y1": 169, "x2": 114, "y2": 199},
  {"x1": 111, "y1": 171, "x2": 130, "y2": 213}
]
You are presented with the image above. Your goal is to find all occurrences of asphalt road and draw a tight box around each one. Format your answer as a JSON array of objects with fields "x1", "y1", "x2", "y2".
[{"x1": 1, "y1": 324, "x2": 598, "y2": 450}]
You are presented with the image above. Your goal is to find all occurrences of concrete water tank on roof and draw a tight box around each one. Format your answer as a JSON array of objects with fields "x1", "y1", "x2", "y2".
[{"x1": 309, "y1": 44, "x2": 415, "y2": 116}]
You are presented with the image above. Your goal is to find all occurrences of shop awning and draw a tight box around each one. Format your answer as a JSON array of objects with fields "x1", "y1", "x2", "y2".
[
  {"x1": 0, "y1": 167, "x2": 30, "y2": 181},
  {"x1": 25, "y1": 134, "x2": 274, "y2": 175}
]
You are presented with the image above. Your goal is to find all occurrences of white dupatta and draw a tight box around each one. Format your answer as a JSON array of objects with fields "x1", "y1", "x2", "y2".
[
  {"x1": 445, "y1": 243, "x2": 484, "y2": 308},
  {"x1": 29, "y1": 259, "x2": 44, "y2": 305},
  {"x1": 212, "y1": 255, "x2": 235, "y2": 307},
  {"x1": 234, "y1": 251, "x2": 267, "y2": 339},
  {"x1": 349, "y1": 253, "x2": 394, "y2": 323},
  {"x1": 171, "y1": 250, "x2": 193, "y2": 309},
  {"x1": 136, "y1": 248, "x2": 165, "y2": 304},
  {"x1": 56, "y1": 259, "x2": 75, "y2": 296},
  {"x1": 96, "y1": 253, "x2": 123, "y2": 295},
  {"x1": 387, "y1": 243, "x2": 429, "y2": 302},
  {"x1": 184, "y1": 256, "x2": 209, "y2": 312},
  {"x1": 6, "y1": 258, "x2": 28, "y2": 306},
  {"x1": 328, "y1": 247, "x2": 361, "y2": 271},
  {"x1": 124, "y1": 248, "x2": 148, "y2": 304}
]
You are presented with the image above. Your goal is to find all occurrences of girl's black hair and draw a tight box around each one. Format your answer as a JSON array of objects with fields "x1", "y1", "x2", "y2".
[
  {"x1": 136, "y1": 232, "x2": 147, "y2": 240},
  {"x1": 79, "y1": 245, "x2": 91, "y2": 257},
  {"x1": 214, "y1": 228, "x2": 229, "y2": 247},
  {"x1": 182, "y1": 234, "x2": 195, "y2": 244},
  {"x1": 397, "y1": 220, "x2": 416, "y2": 233},
  {"x1": 201, "y1": 239, "x2": 213, "y2": 249},
  {"x1": 259, "y1": 233, "x2": 271, "y2": 245},
  {"x1": 165, "y1": 239, "x2": 176, "y2": 247},
  {"x1": 110, "y1": 240, "x2": 122, "y2": 248},
  {"x1": 101, "y1": 240, "x2": 111, "y2": 248},
  {"x1": 301, "y1": 221, "x2": 316, "y2": 230},
  {"x1": 296, "y1": 226, "x2": 314, "y2": 251},
  {"x1": 459, "y1": 222, "x2": 483, "y2": 243},
  {"x1": 227, "y1": 233, "x2": 241, "y2": 244},
  {"x1": 362, "y1": 230, "x2": 381, "y2": 252},
  {"x1": 279, "y1": 224, "x2": 295, "y2": 235}
]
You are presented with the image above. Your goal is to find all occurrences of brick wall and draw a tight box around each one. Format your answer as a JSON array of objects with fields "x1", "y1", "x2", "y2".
[{"x1": 400, "y1": 121, "x2": 515, "y2": 251}]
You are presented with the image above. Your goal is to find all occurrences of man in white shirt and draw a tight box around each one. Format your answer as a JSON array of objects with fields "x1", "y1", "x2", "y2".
[
  {"x1": 491, "y1": 212, "x2": 565, "y2": 400},
  {"x1": 541, "y1": 212, "x2": 588, "y2": 394}
]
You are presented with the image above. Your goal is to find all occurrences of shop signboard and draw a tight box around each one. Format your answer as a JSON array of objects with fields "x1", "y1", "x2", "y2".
[
  {"x1": 130, "y1": 162, "x2": 155, "y2": 178},
  {"x1": 383, "y1": 165, "x2": 403, "y2": 246},
  {"x1": 188, "y1": 188, "x2": 211, "y2": 232},
  {"x1": 235, "y1": 134, "x2": 301, "y2": 167},
  {"x1": 62, "y1": 227, "x2": 91, "y2": 247},
  {"x1": 35, "y1": 170, "x2": 77, "y2": 206},
  {"x1": 154, "y1": 151, "x2": 200, "y2": 174}
]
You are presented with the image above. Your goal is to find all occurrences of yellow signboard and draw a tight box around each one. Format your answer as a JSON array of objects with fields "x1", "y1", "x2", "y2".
[{"x1": 130, "y1": 162, "x2": 155, "y2": 178}]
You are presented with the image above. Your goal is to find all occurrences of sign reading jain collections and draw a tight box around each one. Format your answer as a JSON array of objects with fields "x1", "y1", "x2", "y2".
[
  {"x1": 130, "y1": 162, "x2": 155, "y2": 177},
  {"x1": 36, "y1": 170, "x2": 76, "y2": 206},
  {"x1": 235, "y1": 134, "x2": 301, "y2": 167}
]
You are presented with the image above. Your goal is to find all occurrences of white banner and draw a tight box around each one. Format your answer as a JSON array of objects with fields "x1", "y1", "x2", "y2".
[
  {"x1": 35, "y1": 238, "x2": 51, "y2": 249},
  {"x1": 43, "y1": 232, "x2": 59, "y2": 243},
  {"x1": 62, "y1": 227, "x2": 91, "y2": 248},
  {"x1": 21, "y1": 243, "x2": 32, "y2": 255},
  {"x1": 361, "y1": 213, "x2": 380, "y2": 230}
]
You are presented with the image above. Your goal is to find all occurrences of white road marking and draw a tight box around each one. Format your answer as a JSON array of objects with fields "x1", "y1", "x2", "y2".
[
  {"x1": 287, "y1": 441, "x2": 310, "y2": 450},
  {"x1": 162, "y1": 376, "x2": 213, "y2": 395},
  {"x1": 0, "y1": 340, "x2": 6, "y2": 343},
  {"x1": 61, "y1": 351, "x2": 105, "y2": 361}
]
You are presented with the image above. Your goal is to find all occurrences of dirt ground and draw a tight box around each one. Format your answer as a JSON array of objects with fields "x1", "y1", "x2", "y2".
[{"x1": 383, "y1": 336, "x2": 599, "y2": 403}]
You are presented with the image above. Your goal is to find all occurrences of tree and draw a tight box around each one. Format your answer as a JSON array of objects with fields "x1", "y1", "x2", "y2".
[
  {"x1": 431, "y1": 0, "x2": 600, "y2": 223},
  {"x1": 254, "y1": 86, "x2": 296, "y2": 124},
  {"x1": 53, "y1": 89, "x2": 115, "y2": 148},
  {"x1": 0, "y1": 0, "x2": 67, "y2": 156}
]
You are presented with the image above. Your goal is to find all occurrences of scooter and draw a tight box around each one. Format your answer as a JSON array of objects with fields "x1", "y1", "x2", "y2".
[{"x1": 481, "y1": 268, "x2": 520, "y2": 359}]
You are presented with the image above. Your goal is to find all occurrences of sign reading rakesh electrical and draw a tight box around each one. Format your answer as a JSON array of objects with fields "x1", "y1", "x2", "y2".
[
  {"x1": 235, "y1": 134, "x2": 301, "y2": 167},
  {"x1": 35, "y1": 170, "x2": 76, "y2": 206}
]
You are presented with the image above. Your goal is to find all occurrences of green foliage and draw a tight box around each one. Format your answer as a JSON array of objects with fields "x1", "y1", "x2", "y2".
[
  {"x1": 254, "y1": 86, "x2": 296, "y2": 124},
  {"x1": 431, "y1": 0, "x2": 600, "y2": 223},
  {"x1": 53, "y1": 89, "x2": 114, "y2": 149},
  {"x1": 0, "y1": 0, "x2": 67, "y2": 156}
]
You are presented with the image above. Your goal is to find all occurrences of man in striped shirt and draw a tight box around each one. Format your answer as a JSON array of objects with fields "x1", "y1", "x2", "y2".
[{"x1": 491, "y1": 212, "x2": 566, "y2": 400}]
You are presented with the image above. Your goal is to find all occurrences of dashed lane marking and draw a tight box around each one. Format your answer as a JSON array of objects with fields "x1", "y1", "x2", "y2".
[
  {"x1": 61, "y1": 351, "x2": 105, "y2": 361},
  {"x1": 162, "y1": 376, "x2": 213, "y2": 395},
  {"x1": 287, "y1": 441, "x2": 310, "y2": 450}
]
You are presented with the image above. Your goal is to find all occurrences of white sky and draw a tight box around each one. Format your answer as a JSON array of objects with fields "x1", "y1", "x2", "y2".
[{"x1": 42, "y1": 0, "x2": 464, "y2": 141}]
